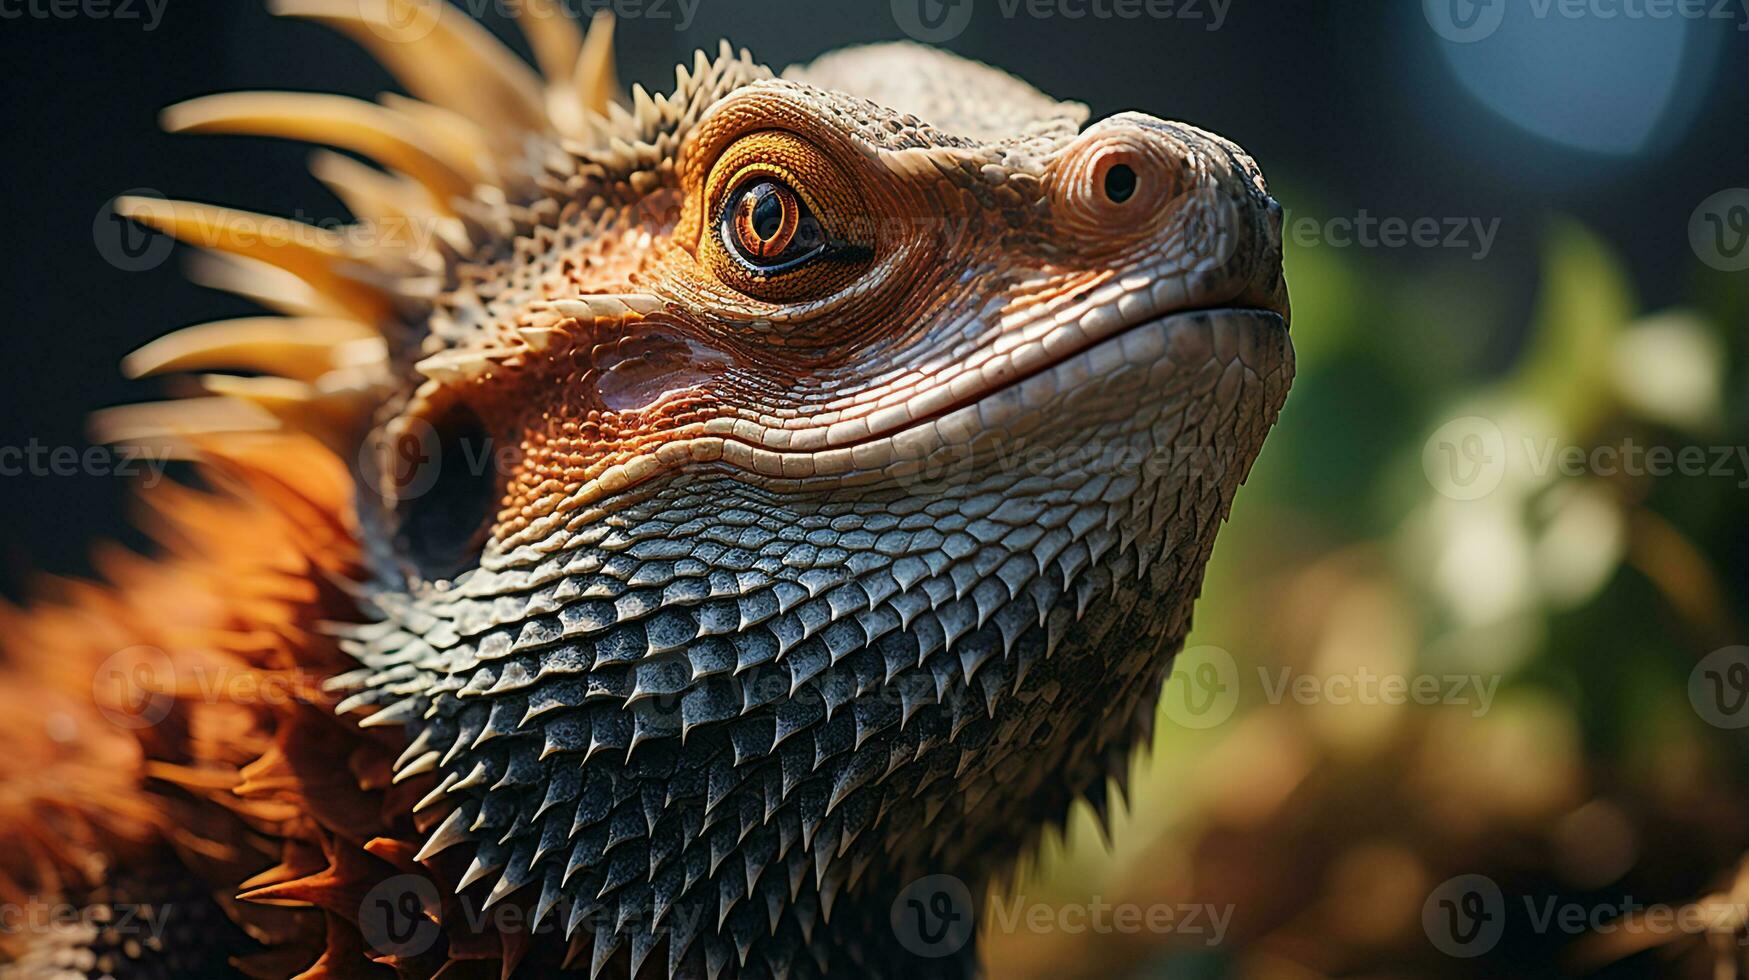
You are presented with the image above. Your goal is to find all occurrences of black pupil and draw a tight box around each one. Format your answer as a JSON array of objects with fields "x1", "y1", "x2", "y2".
[
  {"x1": 750, "y1": 185, "x2": 785, "y2": 241},
  {"x1": 1103, "y1": 164, "x2": 1138, "y2": 203}
]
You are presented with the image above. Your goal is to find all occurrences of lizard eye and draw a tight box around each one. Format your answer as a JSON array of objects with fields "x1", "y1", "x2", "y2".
[
  {"x1": 698, "y1": 131, "x2": 876, "y2": 303},
  {"x1": 719, "y1": 178, "x2": 830, "y2": 274}
]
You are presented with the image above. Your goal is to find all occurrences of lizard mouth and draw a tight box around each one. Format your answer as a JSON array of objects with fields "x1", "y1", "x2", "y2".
[
  {"x1": 810, "y1": 259, "x2": 1293, "y2": 460},
  {"x1": 690, "y1": 299, "x2": 1293, "y2": 490},
  {"x1": 793, "y1": 224, "x2": 1293, "y2": 463},
  {"x1": 826, "y1": 302, "x2": 1287, "y2": 465},
  {"x1": 492, "y1": 291, "x2": 1291, "y2": 548},
  {"x1": 898, "y1": 298, "x2": 1288, "y2": 434}
]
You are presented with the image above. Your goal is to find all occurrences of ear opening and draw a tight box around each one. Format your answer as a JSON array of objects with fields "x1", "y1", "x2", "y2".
[{"x1": 388, "y1": 400, "x2": 500, "y2": 583}]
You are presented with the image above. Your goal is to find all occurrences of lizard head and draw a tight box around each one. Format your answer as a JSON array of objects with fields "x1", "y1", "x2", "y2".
[{"x1": 111, "y1": 15, "x2": 1290, "y2": 978}]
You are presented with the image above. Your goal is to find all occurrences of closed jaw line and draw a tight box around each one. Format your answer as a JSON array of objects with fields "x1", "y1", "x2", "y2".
[{"x1": 495, "y1": 304, "x2": 1288, "y2": 556}]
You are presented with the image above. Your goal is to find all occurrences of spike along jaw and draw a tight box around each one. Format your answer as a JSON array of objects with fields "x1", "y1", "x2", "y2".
[{"x1": 112, "y1": 5, "x2": 1290, "y2": 977}]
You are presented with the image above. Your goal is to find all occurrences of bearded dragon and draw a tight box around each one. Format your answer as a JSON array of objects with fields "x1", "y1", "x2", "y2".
[{"x1": 0, "y1": 3, "x2": 1291, "y2": 977}]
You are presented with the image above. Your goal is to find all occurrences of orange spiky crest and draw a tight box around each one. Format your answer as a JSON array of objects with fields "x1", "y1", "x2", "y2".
[{"x1": 0, "y1": 4, "x2": 666, "y2": 974}]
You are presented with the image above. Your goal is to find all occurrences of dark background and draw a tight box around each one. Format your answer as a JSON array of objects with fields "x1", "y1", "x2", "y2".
[{"x1": 0, "y1": 0, "x2": 1744, "y2": 594}]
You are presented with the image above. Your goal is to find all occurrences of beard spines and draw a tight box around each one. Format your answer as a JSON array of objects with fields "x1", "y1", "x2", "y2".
[{"x1": 343, "y1": 439, "x2": 1225, "y2": 974}]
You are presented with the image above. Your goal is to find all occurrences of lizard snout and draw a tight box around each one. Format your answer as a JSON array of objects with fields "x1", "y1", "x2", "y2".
[{"x1": 1050, "y1": 112, "x2": 1290, "y2": 325}]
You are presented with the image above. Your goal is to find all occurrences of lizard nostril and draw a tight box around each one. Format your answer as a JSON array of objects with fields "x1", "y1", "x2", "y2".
[
  {"x1": 1050, "y1": 126, "x2": 1187, "y2": 253},
  {"x1": 1102, "y1": 163, "x2": 1138, "y2": 204}
]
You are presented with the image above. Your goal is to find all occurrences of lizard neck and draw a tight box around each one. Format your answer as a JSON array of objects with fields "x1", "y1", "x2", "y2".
[{"x1": 341, "y1": 436, "x2": 1219, "y2": 973}]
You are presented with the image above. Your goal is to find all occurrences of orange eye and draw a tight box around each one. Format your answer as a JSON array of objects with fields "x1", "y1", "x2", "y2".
[
  {"x1": 718, "y1": 177, "x2": 834, "y2": 275},
  {"x1": 699, "y1": 133, "x2": 877, "y2": 303},
  {"x1": 731, "y1": 181, "x2": 800, "y2": 259}
]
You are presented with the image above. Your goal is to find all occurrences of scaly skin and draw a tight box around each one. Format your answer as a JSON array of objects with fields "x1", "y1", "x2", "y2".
[{"x1": 0, "y1": 6, "x2": 1289, "y2": 979}]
